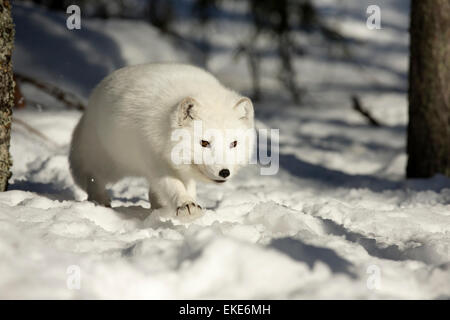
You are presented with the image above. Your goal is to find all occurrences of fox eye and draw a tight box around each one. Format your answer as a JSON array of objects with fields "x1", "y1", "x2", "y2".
[
  {"x1": 200, "y1": 140, "x2": 210, "y2": 148},
  {"x1": 230, "y1": 141, "x2": 237, "y2": 148}
]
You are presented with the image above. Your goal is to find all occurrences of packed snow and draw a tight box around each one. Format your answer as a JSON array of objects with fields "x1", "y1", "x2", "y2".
[{"x1": 1, "y1": 0, "x2": 449, "y2": 299}]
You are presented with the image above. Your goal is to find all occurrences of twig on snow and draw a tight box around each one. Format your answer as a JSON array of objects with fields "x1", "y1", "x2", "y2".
[
  {"x1": 13, "y1": 117, "x2": 60, "y2": 148},
  {"x1": 351, "y1": 95, "x2": 382, "y2": 127}
]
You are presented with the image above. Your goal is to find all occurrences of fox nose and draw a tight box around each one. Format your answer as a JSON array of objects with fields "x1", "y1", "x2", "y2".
[{"x1": 219, "y1": 169, "x2": 230, "y2": 178}]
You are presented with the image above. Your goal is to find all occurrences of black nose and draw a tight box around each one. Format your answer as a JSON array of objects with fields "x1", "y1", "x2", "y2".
[{"x1": 219, "y1": 169, "x2": 230, "y2": 178}]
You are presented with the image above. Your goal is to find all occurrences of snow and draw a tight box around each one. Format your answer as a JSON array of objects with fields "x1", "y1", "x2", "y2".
[{"x1": 2, "y1": 1, "x2": 449, "y2": 299}]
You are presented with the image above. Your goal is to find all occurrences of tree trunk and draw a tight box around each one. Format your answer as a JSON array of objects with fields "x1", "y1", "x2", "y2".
[
  {"x1": 407, "y1": 0, "x2": 450, "y2": 178},
  {"x1": 0, "y1": 0, "x2": 14, "y2": 191}
]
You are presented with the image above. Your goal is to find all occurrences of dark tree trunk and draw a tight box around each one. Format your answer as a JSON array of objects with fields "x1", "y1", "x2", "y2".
[
  {"x1": 0, "y1": 0, "x2": 14, "y2": 191},
  {"x1": 407, "y1": 0, "x2": 450, "y2": 178}
]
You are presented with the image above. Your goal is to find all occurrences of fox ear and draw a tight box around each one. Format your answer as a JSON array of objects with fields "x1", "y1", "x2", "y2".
[
  {"x1": 177, "y1": 97, "x2": 198, "y2": 126},
  {"x1": 234, "y1": 97, "x2": 254, "y2": 122}
]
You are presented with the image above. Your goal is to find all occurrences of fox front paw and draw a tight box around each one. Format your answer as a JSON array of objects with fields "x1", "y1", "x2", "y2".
[{"x1": 176, "y1": 201, "x2": 202, "y2": 217}]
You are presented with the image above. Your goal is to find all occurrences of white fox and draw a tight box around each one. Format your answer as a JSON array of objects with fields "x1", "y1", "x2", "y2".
[{"x1": 69, "y1": 63, "x2": 254, "y2": 217}]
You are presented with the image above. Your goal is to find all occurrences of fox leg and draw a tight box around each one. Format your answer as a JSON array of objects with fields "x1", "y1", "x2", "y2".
[
  {"x1": 86, "y1": 175, "x2": 111, "y2": 207},
  {"x1": 158, "y1": 176, "x2": 202, "y2": 216}
]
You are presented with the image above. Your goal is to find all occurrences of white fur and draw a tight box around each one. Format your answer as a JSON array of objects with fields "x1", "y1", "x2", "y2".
[{"x1": 69, "y1": 63, "x2": 254, "y2": 216}]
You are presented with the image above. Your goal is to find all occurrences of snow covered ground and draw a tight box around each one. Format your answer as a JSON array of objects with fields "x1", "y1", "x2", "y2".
[{"x1": 1, "y1": 1, "x2": 449, "y2": 299}]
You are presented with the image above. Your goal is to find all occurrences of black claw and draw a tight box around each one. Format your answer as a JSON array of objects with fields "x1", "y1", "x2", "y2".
[{"x1": 176, "y1": 202, "x2": 202, "y2": 216}]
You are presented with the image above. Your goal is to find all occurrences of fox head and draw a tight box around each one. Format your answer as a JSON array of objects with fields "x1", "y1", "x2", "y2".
[{"x1": 171, "y1": 95, "x2": 255, "y2": 184}]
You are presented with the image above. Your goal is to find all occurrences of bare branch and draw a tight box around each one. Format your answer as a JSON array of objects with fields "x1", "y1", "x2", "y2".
[{"x1": 14, "y1": 73, "x2": 86, "y2": 111}]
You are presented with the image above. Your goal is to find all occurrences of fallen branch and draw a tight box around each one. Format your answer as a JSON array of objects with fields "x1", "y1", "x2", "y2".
[
  {"x1": 351, "y1": 95, "x2": 382, "y2": 127},
  {"x1": 14, "y1": 73, "x2": 86, "y2": 111}
]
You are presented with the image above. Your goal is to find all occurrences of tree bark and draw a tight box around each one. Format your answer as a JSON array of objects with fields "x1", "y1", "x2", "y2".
[
  {"x1": 407, "y1": 0, "x2": 450, "y2": 178},
  {"x1": 0, "y1": 0, "x2": 14, "y2": 191}
]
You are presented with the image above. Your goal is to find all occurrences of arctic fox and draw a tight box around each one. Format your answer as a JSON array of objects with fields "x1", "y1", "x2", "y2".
[{"x1": 69, "y1": 63, "x2": 254, "y2": 217}]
